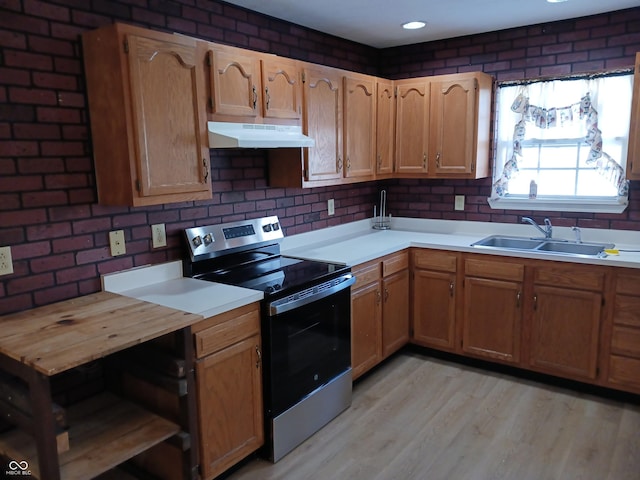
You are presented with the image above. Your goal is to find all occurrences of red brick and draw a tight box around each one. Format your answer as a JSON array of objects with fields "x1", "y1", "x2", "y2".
[
  {"x1": 131, "y1": 7, "x2": 167, "y2": 27},
  {"x1": 55, "y1": 264, "x2": 97, "y2": 284},
  {"x1": 31, "y1": 253, "x2": 75, "y2": 273},
  {"x1": 68, "y1": 188, "x2": 96, "y2": 205},
  {"x1": 0, "y1": 193, "x2": 20, "y2": 210},
  {"x1": 4, "y1": 50, "x2": 53, "y2": 72},
  {"x1": 65, "y1": 157, "x2": 92, "y2": 171},
  {"x1": 72, "y1": 217, "x2": 112, "y2": 235},
  {"x1": 18, "y1": 157, "x2": 65, "y2": 173},
  {"x1": 52, "y1": 234, "x2": 94, "y2": 253},
  {"x1": 50, "y1": 22, "x2": 87, "y2": 41},
  {"x1": 10, "y1": 87, "x2": 59, "y2": 105},
  {"x1": 75, "y1": 246, "x2": 112, "y2": 265},
  {"x1": 33, "y1": 284, "x2": 79, "y2": 307},
  {"x1": 7, "y1": 272, "x2": 54, "y2": 295},
  {"x1": 41, "y1": 141, "x2": 85, "y2": 156},
  {"x1": 0, "y1": 67, "x2": 31, "y2": 86},
  {"x1": 15, "y1": 123, "x2": 62, "y2": 140},
  {"x1": 37, "y1": 107, "x2": 81, "y2": 123},
  {"x1": 56, "y1": 92, "x2": 86, "y2": 108},
  {"x1": 0, "y1": 294, "x2": 32, "y2": 316},
  {"x1": 97, "y1": 256, "x2": 135, "y2": 275},
  {"x1": 24, "y1": 0, "x2": 70, "y2": 22},
  {"x1": 0, "y1": 11, "x2": 49, "y2": 34},
  {"x1": 53, "y1": 57, "x2": 83, "y2": 75},
  {"x1": 23, "y1": 190, "x2": 69, "y2": 207},
  {"x1": 112, "y1": 213, "x2": 148, "y2": 228},
  {"x1": 27, "y1": 222, "x2": 72, "y2": 241},
  {"x1": 0, "y1": 140, "x2": 39, "y2": 157},
  {"x1": 33, "y1": 72, "x2": 77, "y2": 91},
  {"x1": 0, "y1": 30, "x2": 26, "y2": 49}
]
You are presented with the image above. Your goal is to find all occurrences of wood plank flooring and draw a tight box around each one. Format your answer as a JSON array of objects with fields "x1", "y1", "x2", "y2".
[{"x1": 227, "y1": 350, "x2": 640, "y2": 480}]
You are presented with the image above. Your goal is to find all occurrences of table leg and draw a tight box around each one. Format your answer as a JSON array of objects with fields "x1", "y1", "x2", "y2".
[{"x1": 28, "y1": 370, "x2": 60, "y2": 480}]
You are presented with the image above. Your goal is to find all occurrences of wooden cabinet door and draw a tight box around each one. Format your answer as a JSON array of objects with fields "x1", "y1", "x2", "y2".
[
  {"x1": 343, "y1": 73, "x2": 376, "y2": 179},
  {"x1": 529, "y1": 285, "x2": 601, "y2": 380},
  {"x1": 395, "y1": 79, "x2": 429, "y2": 174},
  {"x1": 127, "y1": 35, "x2": 210, "y2": 200},
  {"x1": 351, "y1": 281, "x2": 382, "y2": 380},
  {"x1": 382, "y1": 269, "x2": 410, "y2": 358},
  {"x1": 376, "y1": 79, "x2": 395, "y2": 175},
  {"x1": 261, "y1": 56, "x2": 302, "y2": 122},
  {"x1": 412, "y1": 269, "x2": 456, "y2": 350},
  {"x1": 208, "y1": 46, "x2": 261, "y2": 121},
  {"x1": 463, "y1": 276, "x2": 522, "y2": 364},
  {"x1": 627, "y1": 52, "x2": 640, "y2": 179},
  {"x1": 302, "y1": 65, "x2": 343, "y2": 183},
  {"x1": 196, "y1": 334, "x2": 263, "y2": 480},
  {"x1": 429, "y1": 77, "x2": 476, "y2": 176}
]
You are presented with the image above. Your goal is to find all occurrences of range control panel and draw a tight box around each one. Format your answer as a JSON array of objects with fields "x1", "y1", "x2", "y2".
[{"x1": 184, "y1": 216, "x2": 283, "y2": 261}]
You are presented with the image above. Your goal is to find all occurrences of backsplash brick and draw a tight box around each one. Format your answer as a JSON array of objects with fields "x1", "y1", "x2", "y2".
[{"x1": 0, "y1": 1, "x2": 639, "y2": 315}]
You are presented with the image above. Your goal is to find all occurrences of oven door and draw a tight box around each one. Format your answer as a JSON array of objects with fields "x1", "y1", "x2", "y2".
[{"x1": 263, "y1": 273, "x2": 354, "y2": 417}]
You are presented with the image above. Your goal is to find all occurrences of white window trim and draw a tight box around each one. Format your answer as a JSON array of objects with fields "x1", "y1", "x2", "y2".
[{"x1": 487, "y1": 195, "x2": 628, "y2": 213}]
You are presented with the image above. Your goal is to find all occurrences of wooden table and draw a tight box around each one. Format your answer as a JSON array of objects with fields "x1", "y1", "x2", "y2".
[{"x1": 0, "y1": 291, "x2": 202, "y2": 479}]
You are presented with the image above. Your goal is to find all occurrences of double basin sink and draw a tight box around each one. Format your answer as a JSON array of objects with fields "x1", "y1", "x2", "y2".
[{"x1": 471, "y1": 235, "x2": 614, "y2": 258}]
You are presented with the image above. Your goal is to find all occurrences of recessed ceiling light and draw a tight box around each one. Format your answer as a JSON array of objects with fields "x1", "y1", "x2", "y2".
[
  {"x1": 547, "y1": 0, "x2": 569, "y2": 3},
  {"x1": 402, "y1": 21, "x2": 426, "y2": 30}
]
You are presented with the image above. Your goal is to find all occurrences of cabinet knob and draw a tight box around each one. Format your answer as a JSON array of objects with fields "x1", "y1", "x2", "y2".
[
  {"x1": 436, "y1": 152, "x2": 441, "y2": 168},
  {"x1": 384, "y1": 288, "x2": 389, "y2": 302},
  {"x1": 449, "y1": 281, "x2": 454, "y2": 297},
  {"x1": 376, "y1": 289, "x2": 381, "y2": 304},
  {"x1": 252, "y1": 85, "x2": 257, "y2": 109},
  {"x1": 265, "y1": 87, "x2": 270, "y2": 110},
  {"x1": 533, "y1": 294, "x2": 538, "y2": 310},
  {"x1": 516, "y1": 291, "x2": 521, "y2": 308}
]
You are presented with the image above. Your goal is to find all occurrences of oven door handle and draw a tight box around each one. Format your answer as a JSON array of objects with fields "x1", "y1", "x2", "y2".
[{"x1": 267, "y1": 273, "x2": 355, "y2": 316}]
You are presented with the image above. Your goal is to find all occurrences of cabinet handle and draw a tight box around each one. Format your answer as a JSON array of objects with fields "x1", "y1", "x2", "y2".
[
  {"x1": 376, "y1": 289, "x2": 381, "y2": 304},
  {"x1": 533, "y1": 294, "x2": 538, "y2": 311},
  {"x1": 423, "y1": 153, "x2": 427, "y2": 169},
  {"x1": 265, "y1": 87, "x2": 270, "y2": 110},
  {"x1": 347, "y1": 156, "x2": 351, "y2": 171},
  {"x1": 255, "y1": 345, "x2": 262, "y2": 369},
  {"x1": 516, "y1": 291, "x2": 521, "y2": 308},
  {"x1": 449, "y1": 281, "x2": 454, "y2": 297},
  {"x1": 252, "y1": 85, "x2": 257, "y2": 109},
  {"x1": 436, "y1": 152, "x2": 441, "y2": 168},
  {"x1": 384, "y1": 288, "x2": 389, "y2": 302},
  {"x1": 337, "y1": 157, "x2": 343, "y2": 173},
  {"x1": 377, "y1": 154, "x2": 382, "y2": 168},
  {"x1": 203, "y1": 158, "x2": 209, "y2": 182}
]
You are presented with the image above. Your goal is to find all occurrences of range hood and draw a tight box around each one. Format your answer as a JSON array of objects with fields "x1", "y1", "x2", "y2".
[{"x1": 208, "y1": 121, "x2": 315, "y2": 149}]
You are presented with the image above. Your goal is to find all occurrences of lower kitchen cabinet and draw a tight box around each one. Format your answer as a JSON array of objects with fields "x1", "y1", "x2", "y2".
[
  {"x1": 605, "y1": 269, "x2": 640, "y2": 394},
  {"x1": 529, "y1": 265, "x2": 604, "y2": 381},
  {"x1": 351, "y1": 251, "x2": 409, "y2": 380},
  {"x1": 462, "y1": 256, "x2": 524, "y2": 365},
  {"x1": 411, "y1": 249, "x2": 459, "y2": 351},
  {"x1": 192, "y1": 303, "x2": 263, "y2": 480}
]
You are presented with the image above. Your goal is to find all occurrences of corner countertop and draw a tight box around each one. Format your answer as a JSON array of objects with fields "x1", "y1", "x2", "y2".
[{"x1": 102, "y1": 217, "x2": 640, "y2": 321}]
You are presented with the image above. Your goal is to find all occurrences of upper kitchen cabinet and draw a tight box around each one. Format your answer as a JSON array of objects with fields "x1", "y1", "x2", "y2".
[
  {"x1": 395, "y1": 79, "x2": 430, "y2": 175},
  {"x1": 343, "y1": 72, "x2": 376, "y2": 181},
  {"x1": 268, "y1": 64, "x2": 343, "y2": 187},
  {"x1": 82, "y1": 23, "x2": 211, "y2": 206},
  {"x1": 207, "y1": 44, "x2": 302, "y2": 124},
  {"x1": 428, "y1": 72, "x2": 493, "y2": 178},
  {"x1": 627, "y1": 52, "x2": 640, "y2": 179},
  {"x1": 376, "y1": 79, "x2": 395, "y2": 177}
]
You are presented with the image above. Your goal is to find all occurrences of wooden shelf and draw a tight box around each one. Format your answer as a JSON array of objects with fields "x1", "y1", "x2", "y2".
[{"x1": 0, "y1": 392, "x2": 180, "y2": 480}]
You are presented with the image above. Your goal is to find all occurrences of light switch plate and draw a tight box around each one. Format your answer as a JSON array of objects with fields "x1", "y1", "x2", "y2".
[
  {"x1": 151, "y1": 223, "x2": 167, "y2": 248},
  {"x1": 454, "y1": 195, "x2": 465, "y2": 211},
  {"x1": 328, "y1": 199, "x2": 335, "y2": 216},
  {"x1": 109, "y1": 230, "x2": 126, "y2": 256},
  {"x1": 0, "y1": 246, "x2": 14, "y2": 276}
]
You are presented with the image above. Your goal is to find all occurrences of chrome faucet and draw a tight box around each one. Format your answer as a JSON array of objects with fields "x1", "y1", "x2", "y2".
[
  {"x1": 522, "y1": 216, "x2": 553, "y2": 239},
  {"x1": 572, "y1": 226, "x2": 582, "y2": 243}
]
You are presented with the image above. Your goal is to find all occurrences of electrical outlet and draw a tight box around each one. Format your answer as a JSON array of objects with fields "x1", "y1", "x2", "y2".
[
  {"x1": 328, "y1": 199, "x2": 335, "y2": 216},
  {"x1": 454, "y1": 195, "x2": 465, "y2": 211},
  {"x1": 109, "y1": 230, "x2": 126, "y2": 256},
  {"x1": 151, "y1": 223, "x2": 167, "y2": 248},
  {"x1": 0, "y1": 246, "x2": 14, "y2": 276}
]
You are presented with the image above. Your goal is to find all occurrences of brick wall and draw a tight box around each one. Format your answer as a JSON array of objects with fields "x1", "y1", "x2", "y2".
[
  {"x1": 1, "y1": 1, "x2": 639, "y2": 315},
  {"x1": 378, "y1": 8, "x2": 640, "y2": 230},
  {"x1": 0, "y1": 0, "x2": 379, "y2": 315}
]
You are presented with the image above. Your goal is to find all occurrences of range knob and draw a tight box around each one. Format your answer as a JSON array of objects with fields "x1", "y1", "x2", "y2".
[
  {"x1": 272, "y1": 222, "x2": 280, "y2": 231},
  {"x1": 192, "y1": 236, "x2": 203, "y2": 247},
  {"x1": 262, "y1": 224, "x2": 273, "y2": 232},
  {"x1": 203, "y1": 233, "x2": 213, "y2": 245}
]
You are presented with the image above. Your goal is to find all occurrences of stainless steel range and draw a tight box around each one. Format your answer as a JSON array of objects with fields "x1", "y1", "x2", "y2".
[{"x1": 183, "y1": 216, "x2": 354, "y2": 462}]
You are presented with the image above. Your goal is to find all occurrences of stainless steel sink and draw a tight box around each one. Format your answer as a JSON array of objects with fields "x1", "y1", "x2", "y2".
[{"x1": 471, "y1": 235, "x2": 614, "y2": 258}]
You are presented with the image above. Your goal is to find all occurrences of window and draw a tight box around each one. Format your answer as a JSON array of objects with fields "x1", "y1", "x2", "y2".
[{"x1": 489, "y1": 73, "x2": 634, "y2": 213}]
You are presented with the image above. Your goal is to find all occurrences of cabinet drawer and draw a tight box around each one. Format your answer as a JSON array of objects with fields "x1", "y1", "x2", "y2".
[
  {"x1": 608, "y1": 355, "x2": 640, "y2": 389},
  {"x1": 353, "y1": 262, "x2": 381, "y2": 288},
  {"x1": 616, "y1": 272, "x2": 640, "y2": 295},
  {"x1": 613, "y1": 294, "x2": 640, "y2": 327},
  {"x1": 464, "y1": 257, "x2": 523, "y2": 282},
  {"x1": 413, "y1": 249, "x2": 457, "y2": 272},
  {"x1": 383, "y1": 251, "x2": 409, "y2": 277},
  {"x1": 194, "y1": 308, "x2": 260, "y2": 358},
  {"x1": 611, "y1": 326, "x2": 640, "y2": 358},
  {"x1": 534, "y1": 266, "x2": 605, "y2": 291}
]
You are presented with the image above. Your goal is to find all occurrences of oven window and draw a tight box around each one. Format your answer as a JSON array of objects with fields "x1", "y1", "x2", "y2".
[{"x1": 266, "y1": 288, "x2": 351, "y2": 416}]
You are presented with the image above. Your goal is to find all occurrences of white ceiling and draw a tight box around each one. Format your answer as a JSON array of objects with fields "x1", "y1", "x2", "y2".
[{"x1": 221, "y1": 0, "x2": 640, "y2": 48}]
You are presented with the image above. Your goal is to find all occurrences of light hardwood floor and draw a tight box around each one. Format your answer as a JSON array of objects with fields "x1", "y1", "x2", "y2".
[{"x1": 227, "y1": 350, "x2": 640, "y2": 480}]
